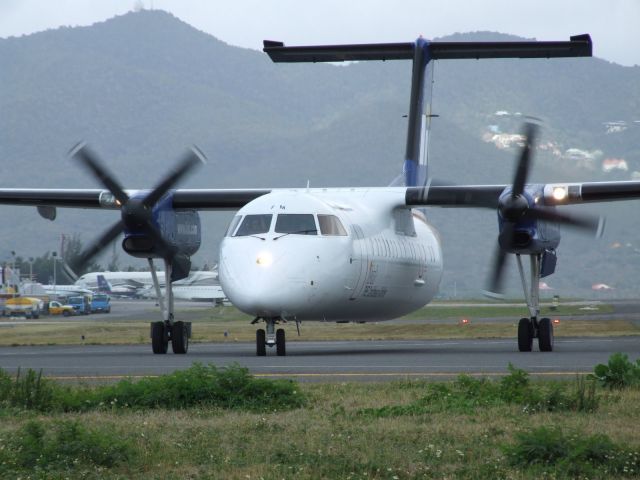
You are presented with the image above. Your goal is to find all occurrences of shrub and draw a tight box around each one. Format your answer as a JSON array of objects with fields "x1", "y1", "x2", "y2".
[
  {"x1": 358, "y1": 365, "x2": 598, "y2": 417},
  {"x1": 94, "y1": 363, "x2": 305, "y2": 412},
  {"x1": 593, "y1": 352, "x2": 640, "y2": 390},
  {"x1": 0, "y1": 364, "x2": 305, "y2": 413}
]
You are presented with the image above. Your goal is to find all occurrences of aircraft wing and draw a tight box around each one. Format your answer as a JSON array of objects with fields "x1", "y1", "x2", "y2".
[
  {"x1": 405, "y1": 181, "x2": 640, "y2": 207},
  {"x1": 0, "y1": 188, "x2": 272, "y2": 217}
]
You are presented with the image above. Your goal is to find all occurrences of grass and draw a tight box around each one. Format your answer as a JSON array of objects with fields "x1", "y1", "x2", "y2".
[
  {"x1": 0, "y1": 302, "x2": 636, "y2": 346},
  {"x1": 0, "y1": 361, "x2": 639, "y2": 479}
]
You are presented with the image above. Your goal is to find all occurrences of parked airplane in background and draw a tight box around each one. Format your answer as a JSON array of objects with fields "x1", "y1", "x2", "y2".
[
  {"x1": 21, "y1": 282, "x2": 94, "y2": 298},
  {"x1": 94, "y1": 275, "x2": 141, "y2": 298},
  {"x1": 76, "y1": 270, "x2": 218, "y2": 290},
  {"x1": 96, "y1": 273, "x2": 226, "y2": 303},
  {"x1": 1, "y1": 34, "x2": 639, "y2": 357}
]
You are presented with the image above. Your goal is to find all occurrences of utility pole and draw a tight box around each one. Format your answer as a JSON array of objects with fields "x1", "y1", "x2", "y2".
[{"x1": 52, "y1": 252, "x2": 57, "y2": 296}]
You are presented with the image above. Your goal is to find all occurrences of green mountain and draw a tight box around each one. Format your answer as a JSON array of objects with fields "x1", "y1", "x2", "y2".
[{"x1": 1, "y1": 10, "x2": 639, "y2": 297}]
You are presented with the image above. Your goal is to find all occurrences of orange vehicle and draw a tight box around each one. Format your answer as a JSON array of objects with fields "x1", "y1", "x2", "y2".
[{"x1": 48, "y1": 301, "x2": 75, "y2": 317}]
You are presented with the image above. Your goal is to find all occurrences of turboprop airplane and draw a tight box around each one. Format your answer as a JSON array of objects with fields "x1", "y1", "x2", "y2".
[{"x1": 1, "y1": 34, "x2": 639, "y2": 356}]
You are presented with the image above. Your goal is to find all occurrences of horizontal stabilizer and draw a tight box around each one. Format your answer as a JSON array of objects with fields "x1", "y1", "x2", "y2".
[
  {"x1": 263, "y1": 40, "x2": 413, "y2": 62},
  {"x1": 263, "y1": 35, "x2": 592, "y2": 63},
  {"x1": 429, "y1": 34, "x2": 592, "y2": 60}
]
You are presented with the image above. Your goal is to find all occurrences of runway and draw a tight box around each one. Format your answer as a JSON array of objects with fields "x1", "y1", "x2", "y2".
[{"x1": 1, "y1": 336, "x2": 638, "y2": 381}]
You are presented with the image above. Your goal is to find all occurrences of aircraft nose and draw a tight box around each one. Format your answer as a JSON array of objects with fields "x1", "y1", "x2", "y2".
[{"x1": 219, "y1": 244, "x2": 312, "y2": 317}]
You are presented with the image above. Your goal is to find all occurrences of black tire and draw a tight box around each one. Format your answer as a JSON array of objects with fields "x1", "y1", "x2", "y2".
[
  {"x1": 518, "y1": 318, "x2": 533, "y2": 352},
  {"x1": 538, "y1": 317, "x2": 554, "y2": 352},
  {"x1": 276, "y1": 328, "x2": 286, "y2": 356},
  {"x1": 171, "y1": 321, "x2": 189, "y2": 354},
  {"x1": 256, "y1": 329, "x2": 266, "y2": 356},
  {"x1": 63, "y1": 310, "x2": 70, "y2": 317},
  {"x1": 151, "y1": 322, "x2": 168, "y2": 354},
  {"x1": 106, "y1": 307, "x2": 111, "y2": 313}
]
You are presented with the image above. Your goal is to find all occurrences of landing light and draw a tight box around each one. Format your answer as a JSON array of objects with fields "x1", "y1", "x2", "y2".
[
  {"x1": 552, "y1": 186, "x2": 568, "y2": 202},
  {"x1": 553, "y1": 319, "x2": 560, "y2": 325},
  {"x1": 256, "y1": 251, "x2": 273, "y2": 267}
]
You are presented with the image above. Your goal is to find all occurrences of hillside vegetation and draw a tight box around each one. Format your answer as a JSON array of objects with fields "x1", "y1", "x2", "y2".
[{"x1": 1, "y1": 10, "x2": 639, "y2": 296}]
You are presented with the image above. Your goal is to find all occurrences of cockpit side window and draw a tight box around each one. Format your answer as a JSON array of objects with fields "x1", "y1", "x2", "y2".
[
  {"x1": 318, "y1": 214, "x2": 348, "y2": 236},
  {"x1": 225, "y1": 215, "x2": 242, "y2": 237},
  {"x1": 234, "y1": 214, "x2": 273, "y2": 236},
  {"x1": 275, "y1": 214, "x2": 317, "y2": 235}
]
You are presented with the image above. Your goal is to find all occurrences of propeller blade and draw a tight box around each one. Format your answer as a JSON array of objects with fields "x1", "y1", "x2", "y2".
[
  {"x1": 512, "y1": 122, "x2": 537, "y2": 197},
  {"x1": 143, "y1": 146, "x2": 206, "y2": 208},
  {"x1": 69, "y1": 142, "x2": 129, "y2": 205},
  {"x1": 72, "y1": 220, "x2": 124, "y2": 272},
  {"x1": 484, "y1": 243, "x2": 509, "y2": 298},
  {"x1": 484, "y1": 222, "x2": 515, "y2": 297},
  {"x1": 524, "y1": 207, "x2": 605, "y2": 236}
]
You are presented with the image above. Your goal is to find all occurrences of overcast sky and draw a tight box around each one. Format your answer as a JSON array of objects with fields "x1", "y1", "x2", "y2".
[{"x1": 1, "y1": 0, "x2": 639, "y2": 67}]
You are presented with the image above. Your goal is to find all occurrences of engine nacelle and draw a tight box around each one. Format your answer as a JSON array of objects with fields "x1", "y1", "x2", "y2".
[{"x1": 122, "y1": 192, "x2": 201, "y2": 259}]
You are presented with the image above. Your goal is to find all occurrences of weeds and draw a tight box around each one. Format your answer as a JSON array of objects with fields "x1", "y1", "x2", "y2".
[
  {"x1": 359, "y1": 364, "x2": 599, "y2": 418},
  {"x1": 95, "y1": 363, "x2": 305, "y2": 411},
  {"x1": 0, "y1": 363, "x2": 305, "y2": 413},
  {"x1": 593, "y1": 352, "x2": 640, "y2": 389},
  {"x1": 0, "y1": 419, "x2": 135, "y2": 476},
  {"x1": 505, "y1": 426, "x2": 640, "y2": 477}
]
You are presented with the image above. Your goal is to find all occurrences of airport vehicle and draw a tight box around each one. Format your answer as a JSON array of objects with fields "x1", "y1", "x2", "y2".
[
  {"x1": 1, "y1": 34, "x2": 639, "y2": 356},
  {"x1": 48, "y1": 300, "x2": 75, "y2": 316},
  {"x1": 4, "y1": 297, "x2": 43, "y2": 318},
  {"x1": 90, "y1": 293, "x2": 111, "y2": 313},
  {"x1": 67, "y1": 294, "x2": 92, "y2": 315}
]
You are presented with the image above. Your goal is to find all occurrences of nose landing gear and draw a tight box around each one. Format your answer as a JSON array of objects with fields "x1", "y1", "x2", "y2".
[{"x1": 253, "y1": 317, "x2": 287, "y2": 356}]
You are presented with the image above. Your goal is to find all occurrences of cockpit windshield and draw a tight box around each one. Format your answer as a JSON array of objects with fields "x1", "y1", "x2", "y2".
[
  {"x1": 275, "y1": 214, "x2": 317, "y2": 235},
  {"x1": 234, "y1": 214, "x2": 273, "y2": 236},
  {"x1": 318, "y1": 214, "x2": 348, "y2": 236},
  {"x1": 225, "y1": 215, "x2": 242, "y2": 237}
]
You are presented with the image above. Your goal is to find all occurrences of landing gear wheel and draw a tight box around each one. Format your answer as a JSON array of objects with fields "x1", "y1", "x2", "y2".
[
  {"x1": 276, "y1": 328, "x2": 286, "y2": 356},
  {"x1": 256, "y1": 329, "x2": 266, "y2": 356},
  {"x1": 151, "y1": 321, "x2": 168, "y2": 354},
  {"x1": 171, "y1": 321, "x2": 189, "y2": 354},
  {"x1": 538, "y1": 317, "x2": 554, "y2": 352},
  {"x1": 518, "y1": 318, "x2": 533, "y2": 352}
]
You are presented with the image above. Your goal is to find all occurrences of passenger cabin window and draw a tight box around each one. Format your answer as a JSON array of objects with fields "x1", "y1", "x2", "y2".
[
  {"x1": 234, "y1": 214, "x2": 272, "y2": 236},
  {"x1": 318, "y1": 214, "x2": 347, "y2": 236},
  {"x1": 275, "y1": 214, "x2": 317, "y2": 235},
  {"x1": 225, "y1": 215, "x2": 242, "y2": 237}
]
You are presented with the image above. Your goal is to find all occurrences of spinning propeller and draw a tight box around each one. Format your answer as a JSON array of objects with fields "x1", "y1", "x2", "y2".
[
  {"x1": 68, "y1": 143, "x2": 205, "y2": 272},
  {"x1": 483, "y1": 122, "x2": 603, "y2": 296}
]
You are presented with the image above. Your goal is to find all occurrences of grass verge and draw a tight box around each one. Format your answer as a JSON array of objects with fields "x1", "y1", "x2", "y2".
[{"x1": 0, "y1": 359, "x2": 639, "y2": 478}]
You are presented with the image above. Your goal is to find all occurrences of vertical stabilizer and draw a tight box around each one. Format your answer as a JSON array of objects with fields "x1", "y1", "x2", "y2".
[{"x1": 263, "y1": 35, "x2": 592, "y2": 187}]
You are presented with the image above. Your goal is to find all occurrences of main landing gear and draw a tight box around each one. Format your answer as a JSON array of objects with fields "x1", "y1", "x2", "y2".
[
  {"x1": 253, "y1": 317, "x2": 286, "y2": 356},
  {"x1": 149, "y1": 258, "x2": 191, "y2": 354},
  {"x1": 515, "y1": 253, "x2": 554, "y2": 352}
]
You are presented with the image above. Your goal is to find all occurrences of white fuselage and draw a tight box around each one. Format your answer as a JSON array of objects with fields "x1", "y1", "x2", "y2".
[{"x1": 219, "y1": 188, "x2": 443, "y2": 322}]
